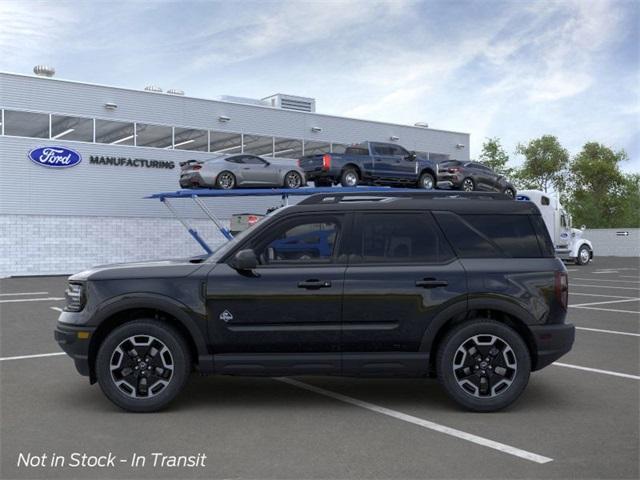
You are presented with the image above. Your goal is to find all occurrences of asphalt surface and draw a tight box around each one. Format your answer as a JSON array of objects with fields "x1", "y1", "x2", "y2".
[{"x1": 1, "y1": 257, "x2": 638, "y2": 479}]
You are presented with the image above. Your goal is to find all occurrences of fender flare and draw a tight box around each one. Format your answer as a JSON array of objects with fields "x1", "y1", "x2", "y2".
[
  {"x1": 88, "y1": 293, "x2": 210, "y2": 368},
  {"x1": 419, "y1": 296, "x2": 537, "y2": 354}
]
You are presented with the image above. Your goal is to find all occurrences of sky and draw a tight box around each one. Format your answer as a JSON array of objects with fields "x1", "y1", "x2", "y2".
[{"x1": 1, "y1": 0, "x2": 638, "y2": 172}]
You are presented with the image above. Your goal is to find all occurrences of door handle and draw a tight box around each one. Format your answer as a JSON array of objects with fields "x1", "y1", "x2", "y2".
[
  {"x1": 415, "y1": 278, "x2": 448, "y2": 288},
  {"x1": 298, "y1": 279, "x2": 331, "y2": 289}
]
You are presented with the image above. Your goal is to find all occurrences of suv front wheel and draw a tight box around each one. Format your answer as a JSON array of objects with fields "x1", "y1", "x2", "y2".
[
  {"x1": 96, "y1": 319, "x2": 191, "y2": 412},
  {"x1": 436, "y1": 319, "x2": 531, "y2": 412}
]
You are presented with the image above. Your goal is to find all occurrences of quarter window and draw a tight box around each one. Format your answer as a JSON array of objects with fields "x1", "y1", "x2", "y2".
[
  {"x1": 462, "y1": 215, "x2": 541, "y2": 258},
  {"x1": 355, "y1": 213, "x2": 454, "y2": 264}
]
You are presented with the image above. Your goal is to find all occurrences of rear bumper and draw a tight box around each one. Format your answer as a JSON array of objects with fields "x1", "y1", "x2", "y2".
[
  {"x1": 54, "y1": 323, "x2": 95, "y2": 378},
  {"x1": 436, "y1": 174, "x2": 462, "y2": 188},
  {"x1": 530, "y1": 323, "x2": 575, "y2": 370},
  {"x1": 179, "y1": 172, "x2": 208, "y2": 188}
]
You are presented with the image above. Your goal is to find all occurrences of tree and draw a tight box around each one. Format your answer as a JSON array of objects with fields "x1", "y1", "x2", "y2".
[
  {"x1": 566, "y1": 142, "x2": 638, "y2": 228},
  {"x1": 515, "y1": 135, "x2": 569, "y2": 193},
  {"x1": 479, "y1": 137, "x2": 513, "y2": 177}
]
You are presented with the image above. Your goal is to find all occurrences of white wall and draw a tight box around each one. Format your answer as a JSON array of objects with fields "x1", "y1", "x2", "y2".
[{"x1": 584, "y1": 228, "x2": 640, "y2": 257}]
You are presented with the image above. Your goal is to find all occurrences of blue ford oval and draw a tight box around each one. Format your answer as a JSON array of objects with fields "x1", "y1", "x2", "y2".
[{"x1": 28, "y1": 146, "x2": 82, "y2": 168}]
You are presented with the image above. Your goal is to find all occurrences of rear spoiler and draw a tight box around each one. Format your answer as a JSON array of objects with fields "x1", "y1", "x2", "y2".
[{"x1": 179, "y1": 159, "x2": 202, "y2": 168}]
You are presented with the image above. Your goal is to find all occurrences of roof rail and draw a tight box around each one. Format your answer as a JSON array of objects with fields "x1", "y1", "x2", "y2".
[{"x1": 297, "y1": 191, "x2": 511, "y2": 205}]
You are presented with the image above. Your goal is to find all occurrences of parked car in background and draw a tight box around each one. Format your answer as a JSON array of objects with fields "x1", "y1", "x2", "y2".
[
  {"x1": 298, "y1": 141, "x2": 439, "y2": 189},
  {"x1": 179, "y1": 154, "x2": 306, "y2": 189},
  {"x1": 517, "y1": 190, "x2": 594, "y2": 265},
  {"x1": 437, "y1": 160, "x2": 516, "y2": 197}
]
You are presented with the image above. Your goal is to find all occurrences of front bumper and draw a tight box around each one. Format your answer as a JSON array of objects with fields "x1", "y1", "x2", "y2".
[
  {"x1": 54, "y1": 322, "x2": 95, "y2": 377},
  {"x1": 529, "y1": 323, "x2": 575, "y2": 370}
]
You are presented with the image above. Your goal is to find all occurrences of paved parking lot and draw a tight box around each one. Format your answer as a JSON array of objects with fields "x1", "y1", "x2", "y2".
[{"x1": 1, "y1": 257, "x2": 638, "y2": 479}]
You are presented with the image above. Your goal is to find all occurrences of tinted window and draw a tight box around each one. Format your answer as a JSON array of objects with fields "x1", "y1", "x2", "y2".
[
  {"x1": 372, "y1": 144, "x2": 394, "y2": 155},
  {"x1": 530, "y1": 215, "x2": 555, "y2": 257},
  {"x1": 389, "y1": 145, "x2": 409, "y2": 157},
  {"x1": 355, "y1": 213, "x2": 454, "y2": 264},
  {"x1": 345, "y1": 147, "x2": 369, "y2": 156},
  {"x1": 255, "y1": 217, "x2": 340, "y2": 265},
  {"x1": 541, "y1": 196, "x2": 550, "y2": 206},
  {"x1": 462, "y1": 215, "x2": 542, "y2": 258},
  {"x1": 433, "y1": 212, "x2": 501, "y2": 258},
  {"x1": 225, "y1": 156, "x2": 244, "y2": 164}
]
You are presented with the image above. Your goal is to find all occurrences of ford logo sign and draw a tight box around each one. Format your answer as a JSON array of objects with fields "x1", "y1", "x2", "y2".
[{"x1": 28, "y1": 146, "x2": 82, "y2": 168}]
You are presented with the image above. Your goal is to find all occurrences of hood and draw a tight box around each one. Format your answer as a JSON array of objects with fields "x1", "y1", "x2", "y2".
[
  {"x1": 69, "y1": 257, "x2": 208, "y2": 282},
  {"x1": 571, "y1": 228, "x2": 584, "y2": 239}
]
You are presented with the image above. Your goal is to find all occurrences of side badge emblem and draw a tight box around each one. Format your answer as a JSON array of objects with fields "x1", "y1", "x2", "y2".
[{"x1": 219, "y1": 310, "x2": 233, "y2": 322}]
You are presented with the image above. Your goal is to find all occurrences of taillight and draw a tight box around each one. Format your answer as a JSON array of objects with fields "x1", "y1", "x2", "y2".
[
  {"x1": 247, "y1": 215, "x2": 259, "y2": 226},
  {"x1": 192, "y1": 165, "x2": 202, "y2": 170},
  {"x1": 555, "y1": 271, "x2": 568, "y2": 310},
  {"x1": 448, "y1": 167, "x2": 460, "y2": 173},
  {"x1": 297, "y1": 159, "x2": 301, "y2": 167},
  {"x1": 322, "y1": 154, "x2": 332, "y2": 171}
]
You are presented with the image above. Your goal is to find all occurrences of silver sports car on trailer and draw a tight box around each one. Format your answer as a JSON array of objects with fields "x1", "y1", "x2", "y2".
[{"x1": 179, "y1": 154, "x2": 306, "y2": 189}]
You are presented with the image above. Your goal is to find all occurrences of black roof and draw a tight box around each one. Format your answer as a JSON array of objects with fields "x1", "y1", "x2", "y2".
[{"x1": 291, "y1": 191, "x2": 539, "y2": 215}]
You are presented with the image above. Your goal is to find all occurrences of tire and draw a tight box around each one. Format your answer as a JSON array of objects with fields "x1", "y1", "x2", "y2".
[
  {"x1": 436, "y1": 319, "x2": 531, "y2": 412},
  {"x1": 461, "y1": 177, "x2": 475, "y2": 192},
  {"x1": 503, "y1": 187, "x2": 516, "y2": 198},
  {"x1": 418, "y1": 172, "x2": 435, "y2": 190},
  {"x1": 284, "y1": 171, "x2": 303, "y2": 189},
  {"x1": 216, "y1": 171, "x2": 236, "y2": 189},
  {"x1": 576, "y1": 245, "x2": 591, "y2": 265},
  {"x1": 96, "y1": 320, "x2": 192, "y2": 412},
  {"x1": 340, "y1": 168, "x2": 359, "y2": 187}
]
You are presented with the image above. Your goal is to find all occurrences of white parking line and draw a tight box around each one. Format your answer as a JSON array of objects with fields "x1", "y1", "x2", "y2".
[
  {"x1": 0, "y1": 297, "x2": 64, "y2": 304},
  {"x1": 593, "y1": 271, "x2": 619, "y2": 274},
  {"x1": 575, "y1": 326, "x2": 640, "y2": 337},
  {"x1": 50, "y1": 307, "x2": 63, "y2": 312},
  {"x1": 620, "y1": 275, "x2": 640, "y2": 279},
  {"x1": 570, "y1": 298, "x2": 640, "y2": 307},
  {"x1": 553, "y1": 363, "x2": 640, "y2": 380},
  {"x1": 571, "y1": 284, "x2": 640, "y2": 291},
  {"x1": 0, "y1": 291, "x2": 49, "y2": 296},
  {"x1": 570, "y1": 305, "x2": 640, "y2": 314},
  {"x1": 277, "y1": 377, "x2": 553, "y2": 464},
  {"x1": 570, "y1": 292, "x2": 637, "y2": 299},
  {"x1": 0, "y1": 352, "x2": 66, "y2": 362},
  {"x1": 573, "y1": 278, "x2": 640, "y2": 284}
]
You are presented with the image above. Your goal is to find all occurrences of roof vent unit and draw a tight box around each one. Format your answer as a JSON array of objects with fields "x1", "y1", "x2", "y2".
[
  {"x1": 217, "y1": 95, "x2": 270, "y2": 107},
  {"x1": 144, "y1": 85, "x2": 163, "y2": 93},
  {"x1": 262, "y1": 94, "x2": 316, "y2": 113},
  {"x1": 33, "y1": 65, "x2": 55, "y2": 77},
  {"x1": 167, "y1": 89, "x2": 184, "y2": 95}
]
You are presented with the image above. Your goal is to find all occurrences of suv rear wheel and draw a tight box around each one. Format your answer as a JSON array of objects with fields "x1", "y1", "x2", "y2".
[
  {"x1": 437, "y1": 319, "x2": 530, "y2": 412},
  {"x1": 96, "y1": 320, "x2": 191, "y2": 412}
]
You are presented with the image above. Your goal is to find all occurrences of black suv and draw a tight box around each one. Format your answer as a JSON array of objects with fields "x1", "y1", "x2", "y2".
[
  {"x1": 437, "y1": 160, "x2": 516, "y2": 197},
  {"x1": 55, "y1": 191, "x2": 574, "y2": 413}
]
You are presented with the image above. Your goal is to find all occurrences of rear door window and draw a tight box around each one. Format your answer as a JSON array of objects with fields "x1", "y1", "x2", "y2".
[{"x1": 352, "y1": 212, "x2": 454, "y2": 264}]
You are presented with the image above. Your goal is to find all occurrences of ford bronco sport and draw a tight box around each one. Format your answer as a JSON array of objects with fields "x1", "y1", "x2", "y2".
[{"x1": 55, "y1": 191, "x2": 574, "y2": 412}]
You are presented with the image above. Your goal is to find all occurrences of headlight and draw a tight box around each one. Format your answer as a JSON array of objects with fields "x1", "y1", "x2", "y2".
[{"x1": 64, "y1": 283, "x2": 85, "y2": 312}]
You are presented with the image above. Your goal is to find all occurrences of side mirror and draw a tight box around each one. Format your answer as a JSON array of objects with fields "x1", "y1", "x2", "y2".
[
  {"x1": 230, "y1": 249, "x2": 258, "y2": 271},
  {"x1": 407, "y1": 151, "x2": 417, "y2": 161}
]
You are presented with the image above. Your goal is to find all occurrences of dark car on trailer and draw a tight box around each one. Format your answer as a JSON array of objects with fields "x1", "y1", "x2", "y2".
[
  {"x1": 298, "y1": 141, "x2": 439, "y2": 189},
  {"x1": 438, "y1": 160, "x2": 516, "y2": 197},
  {"x1": 55, "y1": 191, "x2": 573, "y2": 413}
]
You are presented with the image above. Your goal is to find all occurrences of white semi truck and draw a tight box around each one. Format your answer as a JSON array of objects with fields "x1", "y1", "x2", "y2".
[{"x1": 517, "y1": 190, "x2": 594, "y2": 265}]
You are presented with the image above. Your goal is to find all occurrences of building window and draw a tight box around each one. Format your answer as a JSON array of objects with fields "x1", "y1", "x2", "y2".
[
  {"x1": 173, "y1": 127, "x2": 208, "y2": 151},
  {"x1": 51, "y1": 114, "x2": 93, "y2": 142},
  {"x1": 135, "y1": 123, "x2": 173, "y2": 148},
  {"x1": 3, "y1": 110, "x2": 49, "y2": 138},
  {"x1": 210, "y1": 131, "x2": 243, "y2": 154},
  {"x1": 303, "y1": 141, "x2": 331, "y2": 156},
  {"x1": 429, "y1": 153, "x2": 450, "y2": 163},
  {"x1": 244, "y1": 134, "x2": 274, "y2": 156},
  {"x1": 95, "y1": 119, "x2": 135, "y2": 145},
  {"x1": 273, "y1": 137, "x2": 303, "y2": 159}
]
